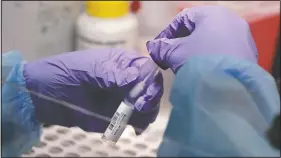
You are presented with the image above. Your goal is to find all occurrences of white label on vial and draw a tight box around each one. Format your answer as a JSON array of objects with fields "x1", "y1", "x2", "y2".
[{"x1": 103, "y1": 101, "x2": 134, "y2": 142}]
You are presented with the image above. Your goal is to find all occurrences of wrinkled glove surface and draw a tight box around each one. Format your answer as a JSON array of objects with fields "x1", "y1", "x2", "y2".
[
  {"x1": 147, "y1": 6, "x2": 258, "y2": 73},
  {"x1": 23, "y1": 48, "x2": 163, "y2": 134}
]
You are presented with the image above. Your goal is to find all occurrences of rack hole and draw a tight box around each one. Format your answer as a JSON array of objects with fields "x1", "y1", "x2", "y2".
[
  {"x1": 48, "y1": 146, "x2": 63, "y2": 154},
  {"x1": 73, "y1": 133, "x2": 86, "y2": 140},
  {"x1": 56, "y1": 128, "x2": 69, "y2": 134},
  {"x1": 60, "y1": 140, "x2": 75, "y2": 147},
  {"x1": 65, "y1": 153, "x2": 80, "y2": 157},
  {"x1": 35, "y1": 153, "x2": 50, "y2": 157},
  {"x1": 44, "y1": 134, "x2": 58, "y2": 141},
  {"x1": 96, "y1": 151, "x2": 109, "y2": 157},
  {"x1": 123, "y1": 150, "x2": 137, "y2": 156},
  {"x1": 78, "y1": 145, "x2": 91, "y2": 152},
  {"x1": 134, "y1": 143, "x2": 148, "y2": 149}
]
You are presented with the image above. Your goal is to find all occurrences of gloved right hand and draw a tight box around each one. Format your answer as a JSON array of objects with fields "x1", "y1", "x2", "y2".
[
  {"x1": 2, "y1": 49, "x2": 163, "y2": 157},
  {"x1": 147, "y1": 6, "x2": 258, "y2": 73}
]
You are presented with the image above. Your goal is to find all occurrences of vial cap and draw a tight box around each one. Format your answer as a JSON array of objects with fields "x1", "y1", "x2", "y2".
[{"x1": 86, "y1": 1, "x2": 129, "y2": 18}]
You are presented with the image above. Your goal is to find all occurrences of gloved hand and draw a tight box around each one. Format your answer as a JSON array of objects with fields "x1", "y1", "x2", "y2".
[
  {"x1": 24, "y1": 48, "x2": 163, "y2": 133},
  {"x1": 2, "y1": 48, "x2": 163, "y2": 157},
  {"x1": 146, "y1": 5, "x2": 258, "y2": 73},
  {"x1": 147, "y1": 5, "x2": 280, "y2": 157}
]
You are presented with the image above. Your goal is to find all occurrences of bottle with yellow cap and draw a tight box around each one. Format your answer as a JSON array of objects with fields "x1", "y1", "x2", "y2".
[{"x1": 75, "y1": 1, "x2": 138, "y2": 50}]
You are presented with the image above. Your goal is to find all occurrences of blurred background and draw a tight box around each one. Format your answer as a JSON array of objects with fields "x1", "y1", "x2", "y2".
[
  {"x1": 2, "y1": 1, "x2": 280, "y2": 71},
  {"x1": 2, "y1": 1, "x2": 177, "y2": 60},
  {"x1": 1, "y1": 1, "x2": 179, "y2": 114},
  {"x1": 2, "y1": 0, "x2": 280, "y2": 108},
  {"x1": 1, "y1": 1, "x2": 280, "y2": 157},
  {"x1": 2, "y1": 0, "x2": 280, "y2": 106}
]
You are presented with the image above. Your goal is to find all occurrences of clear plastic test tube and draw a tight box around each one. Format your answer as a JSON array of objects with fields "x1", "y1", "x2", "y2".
[{"x1": 102, "y1": 67, "x2": 160, "y2": 144}]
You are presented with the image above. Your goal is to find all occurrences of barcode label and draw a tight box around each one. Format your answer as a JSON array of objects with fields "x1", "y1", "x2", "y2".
[
  {"x1": 108, "y1": 112, "x2": 120, "y2": 131},
  {"x1": 103, "y1": 102, "x2": 134, "y2": 142}
]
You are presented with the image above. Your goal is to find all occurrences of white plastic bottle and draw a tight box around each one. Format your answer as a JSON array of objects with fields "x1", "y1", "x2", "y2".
[{"x1": 75, "y1": 1, "x2": 138, "y2": 50}]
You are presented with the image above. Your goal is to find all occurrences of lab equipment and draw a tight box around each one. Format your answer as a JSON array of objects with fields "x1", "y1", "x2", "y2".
[
  {"x1": 158, "y1": 54, "x2": 280, "y2": 157},
  {"x1": 21, "y1": 115, "x2": 169, "y2": 157},
  {"x1": 146, "y1": 6, "x2": 258, "y2": 73},
  {"x1": 102, "y1": 67, "x2": 160, "y2": 144},
  {"x1": 2, "y1": 48, "x2": 163, "y2": 157},
  {"x1": 75, "y1": 1, "x2": 138, "y2": 50}
]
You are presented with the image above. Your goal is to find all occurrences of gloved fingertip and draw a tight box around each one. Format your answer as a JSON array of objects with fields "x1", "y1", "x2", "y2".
[
  {"x1": 134, "y1": 80, "x2": 163, "y2": 112},
  {"x1": 134, "y1": 126, "x2": 145, "y2": 136},
  {"x1": 146, "y1": 40, "x2": 154, "y2": 53},
  {"x1": 135, "y1": 130, "x2": 142, "y2": 136},
  {"x1": 146, "y1": 41, "x2": 169, "y2": 70}
]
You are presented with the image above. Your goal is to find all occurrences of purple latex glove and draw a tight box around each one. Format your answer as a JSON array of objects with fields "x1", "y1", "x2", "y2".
[
  {"x1": 23, "y1": 48, "x2": 163, "y2": 135},
  {"x1": 147, "y1": 6, "x2": 258, "y2": 73}
]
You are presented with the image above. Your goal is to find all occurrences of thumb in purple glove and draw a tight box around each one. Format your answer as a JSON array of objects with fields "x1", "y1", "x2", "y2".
[{"x1": 146, "y1": 5, "x2": 258, "y2": 73}]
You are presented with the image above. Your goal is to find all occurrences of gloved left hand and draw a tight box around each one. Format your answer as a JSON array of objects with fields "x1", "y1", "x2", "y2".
[
  {"x1": 146, "y1": 6, "x2": 258, "y2": 73},
  {"x1": 24, "y1": 48, "x2": 163, "y2": 133}
]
